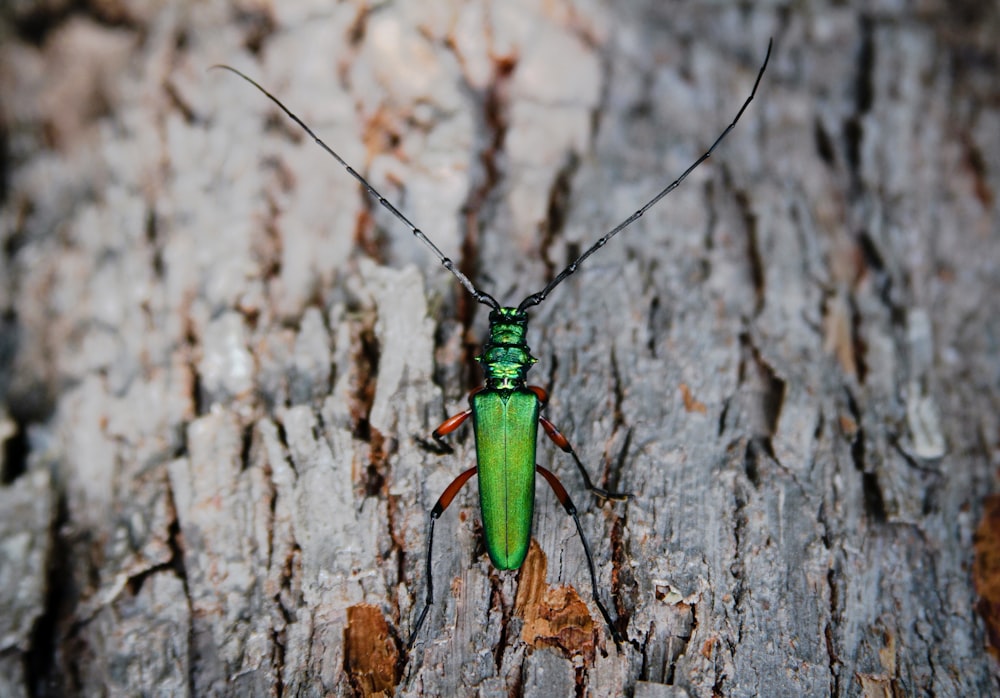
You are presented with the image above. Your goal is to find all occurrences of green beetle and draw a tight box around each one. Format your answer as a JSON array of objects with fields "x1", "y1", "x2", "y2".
[{"x1": 214, "y1": 37, "x2": 771, "y2": 652}]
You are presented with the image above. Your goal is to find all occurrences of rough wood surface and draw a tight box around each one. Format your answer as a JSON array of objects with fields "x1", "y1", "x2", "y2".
[{"x1": 1, "y1": 1, "x2": 998, "y2": 696}]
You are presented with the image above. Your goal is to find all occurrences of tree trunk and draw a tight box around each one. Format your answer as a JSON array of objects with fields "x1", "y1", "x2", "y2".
[{"x1": 1, "y1": 2, "x2": 997, "y2": 696}]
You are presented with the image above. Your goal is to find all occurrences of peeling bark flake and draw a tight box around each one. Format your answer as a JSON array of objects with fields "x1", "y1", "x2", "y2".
[
  {"x1": 514, "y1": 540, "x2": 597, "y2": 662},
  {"x1": 344, "y1": 604, "x2": 400, "y2": 697}
]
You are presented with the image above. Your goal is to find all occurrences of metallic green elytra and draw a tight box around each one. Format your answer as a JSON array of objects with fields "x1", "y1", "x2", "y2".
[
  {"x1": 214, "y1": 38, "x2": 771, "y2": 658},
  {"x1": 472, "y1": 387, "x2": 539, "y2": 569}
]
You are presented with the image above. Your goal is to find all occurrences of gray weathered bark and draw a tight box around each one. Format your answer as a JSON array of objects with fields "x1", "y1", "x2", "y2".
[{"x1": 1, "y1": 1, "x2": 998, "y2": 696}]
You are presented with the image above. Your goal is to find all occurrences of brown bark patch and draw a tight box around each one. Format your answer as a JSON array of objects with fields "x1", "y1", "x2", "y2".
[
  {"x1": 515, "y1": 540, "x2": 597, "y2": 662},
  {"x1": 974, "y1": 494, "x2": 1000, "y2": 659},
  {"x1": 344, "y1": 604, "x2": 400, "y2": 697},
  {"x1": 679, "y1": 383, "x2": 707, "y2": 414}
]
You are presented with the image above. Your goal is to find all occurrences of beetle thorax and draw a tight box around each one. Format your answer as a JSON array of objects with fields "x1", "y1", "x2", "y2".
[{"x1": 477, "y1": 307, "x2": 537, "y2": 390}]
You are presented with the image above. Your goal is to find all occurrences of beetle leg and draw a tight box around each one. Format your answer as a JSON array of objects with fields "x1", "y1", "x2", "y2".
[
  {"x1": 539, "y1": 416, "x2": 632, "y2": 501},
  {"x1": 417, "y1": 409, "x2": 471, "y2": 454},
  {"x1": 536, "y1": 464, "x2": 625, "y2": 650},
  {"x1": 408, "y1": 465, "x2": 478, "y2": 649}
]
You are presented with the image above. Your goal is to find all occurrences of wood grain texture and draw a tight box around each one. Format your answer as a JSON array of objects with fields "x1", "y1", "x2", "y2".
[{"x1": 1, "y1": 1, "x2": 998, "y2": 696}]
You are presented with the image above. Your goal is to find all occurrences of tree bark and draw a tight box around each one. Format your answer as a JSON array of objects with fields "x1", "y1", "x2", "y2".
[{"x1": 1, "y1": 1, "x2": 998, "y2": 696}]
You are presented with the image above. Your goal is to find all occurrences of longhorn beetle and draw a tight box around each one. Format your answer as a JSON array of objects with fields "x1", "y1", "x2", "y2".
[{"x1": 215, "y1": 38, "x2": 771, "y2": 651}]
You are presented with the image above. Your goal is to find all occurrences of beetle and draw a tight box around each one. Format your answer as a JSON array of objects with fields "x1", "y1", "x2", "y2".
[{"x1": 214, "y1": 37, "x2": 771, "y2": 650}]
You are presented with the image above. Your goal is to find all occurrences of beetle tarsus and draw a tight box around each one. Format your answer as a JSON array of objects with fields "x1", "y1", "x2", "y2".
[{"x1": 415, "y1": 434, "x2": 454, "y2": 455}]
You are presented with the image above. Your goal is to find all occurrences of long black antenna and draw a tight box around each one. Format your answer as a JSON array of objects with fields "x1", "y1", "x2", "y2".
[
  {"x1": 516, "y1": 38, "x2": 772, "y2": 314},
  {"x1": 215, "y1": 39, "x2": 771, "y2": 315},
  {"x1": 211, "y1": 64, "x2": 501, "y2": 312}
]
